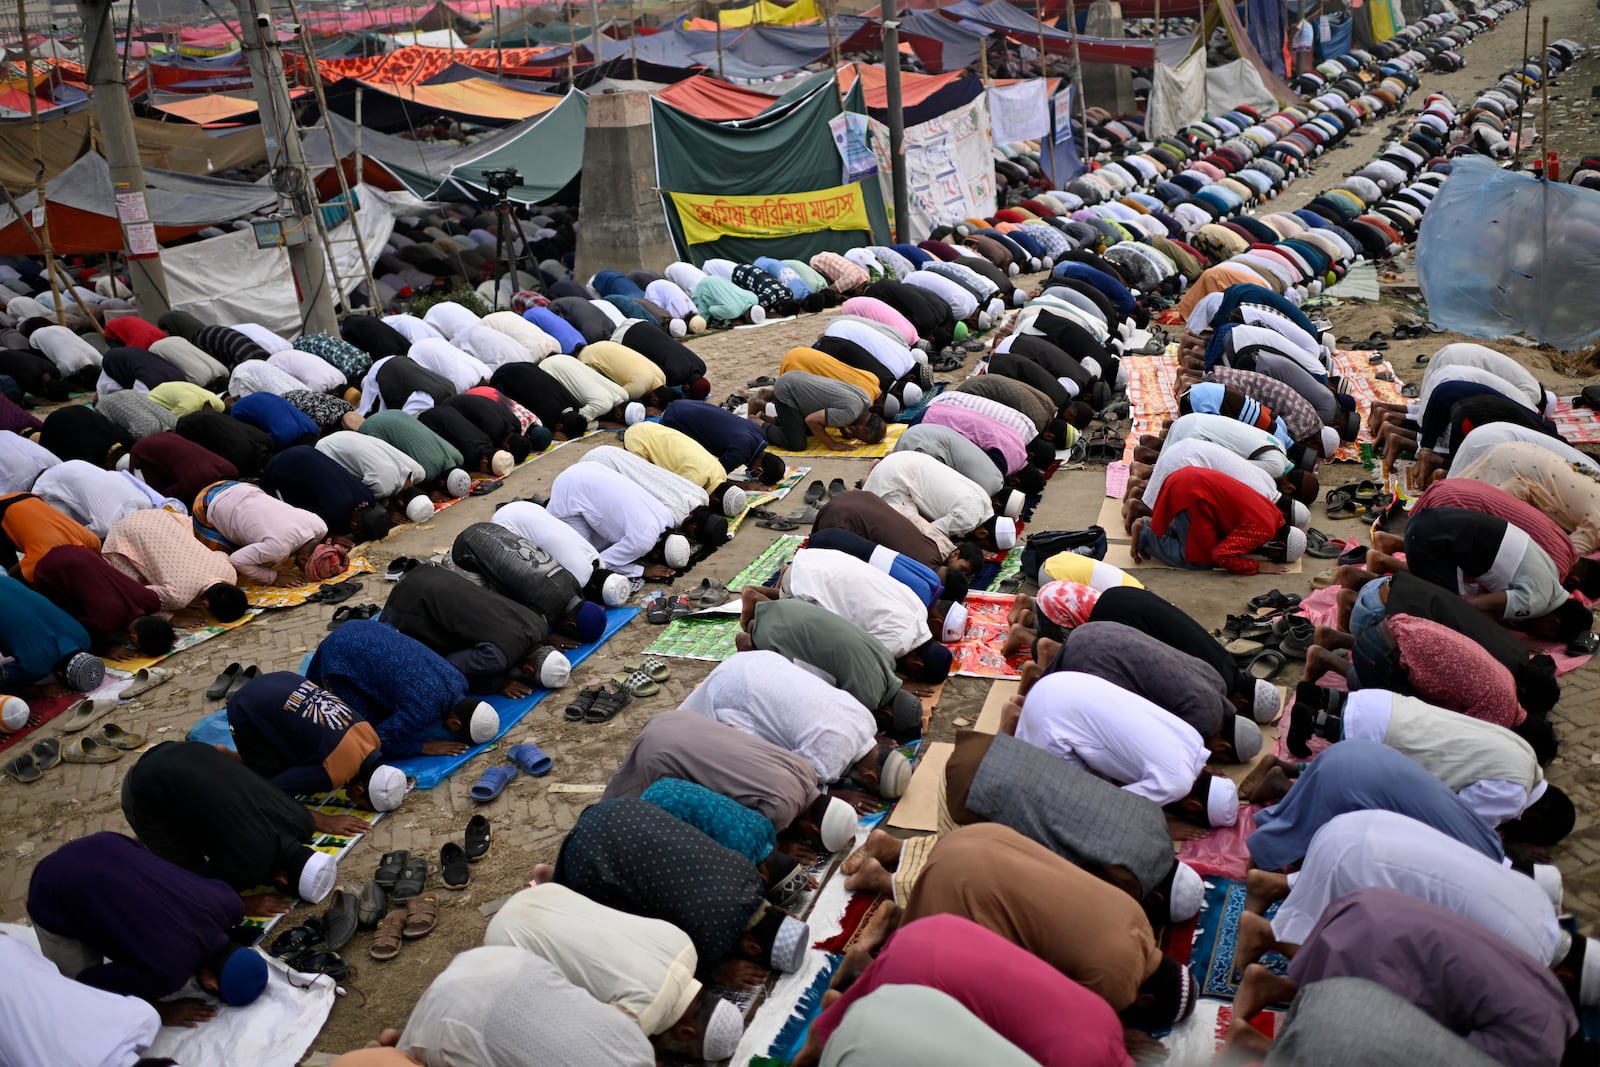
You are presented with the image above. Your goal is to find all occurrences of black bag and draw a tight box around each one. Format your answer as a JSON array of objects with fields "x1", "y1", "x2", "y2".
[{"x1": 1020, "y1": 526, "x2": 1108, "y2": 582}]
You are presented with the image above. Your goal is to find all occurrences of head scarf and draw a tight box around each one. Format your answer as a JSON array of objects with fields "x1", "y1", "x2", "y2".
[
  {"x1": 305, "y1": 540, "x2": 349, "y2": 581},
  {"x1": 1036, "y1": 580, "x2": 1100, "y2": 630}
]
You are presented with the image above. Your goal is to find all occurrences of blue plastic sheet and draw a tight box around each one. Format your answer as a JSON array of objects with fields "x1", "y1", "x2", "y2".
[{"x1": 1417, "y1": 157, "x2": 1600, "y2": 351}]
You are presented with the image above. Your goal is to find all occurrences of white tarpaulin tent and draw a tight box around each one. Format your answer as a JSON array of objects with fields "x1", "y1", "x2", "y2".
[
  {"x1": 1145, "y1": 0, "x2": 1299, "y2": 140},
  {"x1": 901, "y1": 93, "x2": 997, "y2": 239}
]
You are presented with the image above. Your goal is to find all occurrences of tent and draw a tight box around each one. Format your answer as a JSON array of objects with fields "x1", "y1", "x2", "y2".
[
  {"x1": 900, "y1": 10, "x2": 990, "y2": 73},
  {"x1": 1144, "y1": 0, "x2": 1299, "y2": 140},
  {"x1": 717, "y1": 0, "x2": 820, "y2": 27},
  {"x1": 0, "y1": 152, "x2": 278, "y2": 255},
  {"x1": 652, "y1": 73, "x2": 891, "y2": 265},
  {"x1": 656, "y1": 75, "x2": 781, "y2": 120},
  {"x1": 0, "y1": 110, "x2": 267, "y2": 193},
  {"x1": 938, "y1": 1, "x2": 1194, "y2": 65},
  {"x1": 317, "y1": 75, "x2": 563, "y2": 131}
]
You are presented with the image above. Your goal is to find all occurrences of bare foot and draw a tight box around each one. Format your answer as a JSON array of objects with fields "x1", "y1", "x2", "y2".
[
  {"x1": 844, "y1": 855, "x2": 894, "y2": 895},
  {"x1": 1239, "y1": 756, "x2": 1299, "y2": 804},
  {"x1": 857, "y1": 900, "x2": 902, "y2": 953},
  {"x1": 1130, "y1": 517, "x2": 1150, "y2": 563},
  {"x1": 1233, "y1": 910, "x2": 1279, "y2": 975},
  {"x1": 1244, "y1": 868, "x2": 1291, "y2": 913},
  {"x1": 1232, "y1": 964, "x2": 1298, "y2": 1024},
  {"x1": 1017, "y1": 660, "x2": 1045, "y2": 696},
  {"x1": 1219, "y1": 1019, "x2": 1274, "y2": 1064},
  {"x1": 1312, "y1": 625, "x2": 1353, "y2": 650},
  {"x1": 1123, "y1": 1029, "x2": 1169, "y2": 1063},
  {"x1": 1001, "y1": 626, "x2": 1033, "y2": 658},
  {"x1": 530, "y1": 863, "x2": 554, "y2": 885},
  {"x1": 841, "y1": 829, "x2": 903, "y2": 876}
]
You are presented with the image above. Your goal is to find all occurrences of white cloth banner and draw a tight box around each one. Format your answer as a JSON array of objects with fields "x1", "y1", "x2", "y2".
[
  {"x1": 1144, "y1": 48, "x2": 1206, "y2": 142},
  {"x1": 160, "y1": 183, "x2": 398, "y2": 336},
  {"x1": 902, "y1": 94, "x2": 996, "y2": 241},
  {"x1": 988, "y1": 79, "x2": 1050, "y2": 146},
  {"x1": 1204, "y1": 58, "x2": 1280, "y2": 116}
]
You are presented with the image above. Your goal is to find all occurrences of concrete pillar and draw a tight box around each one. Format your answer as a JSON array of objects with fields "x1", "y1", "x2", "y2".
[
  {"x1": 1079, "y1": 0, "x2": 1136, "y2": 117},
  {"x1": 574, "y1": 92, "x2": 680, "y2": 277}
]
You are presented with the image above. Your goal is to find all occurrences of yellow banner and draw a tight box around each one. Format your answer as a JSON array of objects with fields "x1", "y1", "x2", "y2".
[{"x1": 669, "y1": 183, "x2": 873, "y2": 245}]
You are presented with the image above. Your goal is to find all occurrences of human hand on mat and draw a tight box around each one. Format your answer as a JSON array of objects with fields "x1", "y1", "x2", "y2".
[
  {"x1": 1166, "y1": 816, "x2": 1209, "y2": 842},
  {"x1": 715, "y1": 958, "x2": 770, "y2": 990},
  {"x1": 312, "y1": 813, "x2": 371, "y2": 837},
  {"x1": 158, "y1": 998, "x2": 218, "y2": 1028},
  {"x1": 273, "y1": 572, "x2": 308, "y2": 587},
  {"x1": 501, "y1": 679, "x2": 532, "y2": 699},
  {"x1": 423, "y1": 740, "x2": 469, "y2": 756},
  {"x1": 240, "y1": 893, "x2": 294, "y2": 916},
  {"x1": 829, "y1": 788, "x2": 882, "y2": 816}
]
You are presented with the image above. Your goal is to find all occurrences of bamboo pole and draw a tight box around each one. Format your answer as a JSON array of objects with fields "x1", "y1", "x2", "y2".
[
  {"x1": 15, "y1": 0, "x2": 63, "y2": 323},
  {"x1": 1510, "y1": 0, "x2": 1531, "y2": 168},
  {"x1": 1539, "y1": 16, "x2": 1550, "y2": 164},
  {"x1": 495, "y1": 2, "x2": 505, "y2": 76},
  {"x1": 0, "y1": 182, "x2": 104, "y2": 332},
  {"x1": 627, "y1": 0, "x2": 638, "y2": 77},
  {"x1": 1062, "y1": 0, "x2": 1088, "y2": 150},
  {"x1": 715, "y1": 1, "x2": 724, "y2": 78}
]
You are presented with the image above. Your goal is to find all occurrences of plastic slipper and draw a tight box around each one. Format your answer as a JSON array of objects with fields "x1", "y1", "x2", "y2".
[
  {"x1": 583, "y1": 684, "x2": 632, "y2": 724},
  {"x1": 803, "y1": 480, "x2": 826, "y2": 506},
  {"x1": 747, "y1": 375, "x2": 776, "y2": 389},
  {"x1": 645, "y1": 597, "x2": 673, "y2": 624},
  {"x1": 827, "y1": 477, "x2": 847, "y2": 497},
  {"x1": 370, "y1": 909, "x2": 405, "y2": 961},
  {"x1": 757, "y1": 517, "x2": 801, "y2": 531},
  {"x1": 268, "y1": 920, "x2": 325, "y2": 959},
  {"x1": 440, "y1": 843, "x2": 470, "y2": 889},
  {"x1": 61, "y1": 736, "x2": 122, "y2": 763},
  {"x1": 1414, "y1": 353, "x2": 1432, "y2": 366},
  {"x1": 470, "y1": 479, "x2": 503, "y2": 497},
  {"x1": 327, "y1": 603, "x2": 379, "y2": 630},
  {"x1": 356, "y1": 880, "x2": 387, "y2": 929},
  {"x1": 402, "y1": 894, "x2": 439, "y2": 939},
  {"x1": 667, "y1": 597, "x2": 694, "y2": 621},
  {"x1": 612, "y1": 669, "x2": 660, "y2": 698},
  {"x1": 1349, "y1": 480, "x2": 1383, "y2": 507},
  {"x1": 227, "y1": 665, "x2": 258, "y2": 698},
  {"x1": 118, "y1": 667, "x2": 172, "y2": 699},
  {"x1": 1248, "y1": 589, "x2": 1301, "y2": 613},
  {"x1": 507, "y1": 743, "x2": 552, "y2": 776},
  {"x1": 1367, "y1": 351, "x2": 1387, "y2": 364},
  {"x1": 283, "y1": 951, "x2": 349, "y2": 981},
  {"x1": 625, "y1": 655, "x2": 670, "y2": 683},
  {"x1": 470, "y1": 764, "x2": 517, "y2": 802},
  {"x1": 390, "y1": 858, "x2": 428, "y2": 903},
  {"x1": 60, "y1": 700, "x2": 112, "y2": 734},
  {"x1": 384, "y1": 557, "x2": 420, "y2": 581},
  {"x1": 1224, "y1": 638, "x2": 1267, "y2": 658},
  {"x1": 373, "y1": 850, "x2": 409, "y2": 891},
  {"x1": 30, "y1": 737, "x2": 60, "y2": 770},
  {"x1": 3, "y1": 752, "x2": 40, "y2": 783},
  {"x1": 693, "y1": 578, "x2": 730, "y2": 606},
  {"x1": 308, "y1": 580, "x2": 362, "y2": 605},
  {"x1": 1304, "y1": 529, "x2": 1343, "y2": 559},
  {"x1": 205, "y1": 662, "x2": 242, "y2": 701},
  {"x1": 1400, "y1": 383, "x2": 1419, "y2": 399},
  {"x1": 563, "y1": 686, "x2": 600, "y2": 722},
  {"x1": 465, "y1": 814, "x2": 492, "y2": 861},
  {"x1": 90, "y1": 724, "x2": 144, "y2": 750},
  {"x1": 1240, "y1": 648, "x2": 1289, "y2": 680}
]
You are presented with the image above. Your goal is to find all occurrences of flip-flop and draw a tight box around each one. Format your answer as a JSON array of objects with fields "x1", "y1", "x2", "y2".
[
  {"x1": 117, "y1": 667, "x2": 172, "y2": 699},
  {"x1": 645, "y1": 597, "x2": 673, "y2": 624},
  {"x1": 1304, "y1": 529, "x2": 1344, "y2": 559},
  {"x1": 61, "y1": 736, "x2": 122, "y2": 763},
  {"x1": 1240, "y1": 647, "x2": 1288, "y2": 680},
  {"x1": 827, "y1": 478, "x2": 847, "y2": 497},
  {"x1": 308, "y1": 580, "x2": 362, "y2": 604},
  {"x1": 470, "y1": 479, "x2": 503, "y2": 497},
  {"x1": 328, "y1": 603, "x2": 380, "y2": 630},
  {"x1": 1414, "y1": 353, "x2": 1432, "y2": 366},
  {"x1": 465, "y1": 814, "x2": 492, "y2": 861},
  {"x1": 205, "y1": 662, "x2": 242, "y2": 701},
  {"x1": 59, "y1": 700, "x2": 112, "y2": 734},
  {"x1": 440, "y1": 843, "x2": 470, "y2": 889},
  {"x1": 30, "y1": 737, "x2": 60, "y2": 770},
  {"x1": 757, "y1": 517, "x2": 801, "y2": 531},
  {"x1": 803, "y1": 480, "x2": 826, "y2": 505},
  {"x1": 470, "y1": 764, "x2": 517, "y2": 802},
  {"x1": 1248, "y1": 589, "x2": 1301, "y2": 613},
  {"x1": 90, "y1": 724, "x2": 144, "y2": 751},
  {"x1": 3, "y1": 751, "x2": 40, "y2": 783},
  {"x1": 507, "y1": 743, "x2": 552, "y2": 776},
  {"x1": 384, "y1": 557, "x2": 420, "y2": 580}
]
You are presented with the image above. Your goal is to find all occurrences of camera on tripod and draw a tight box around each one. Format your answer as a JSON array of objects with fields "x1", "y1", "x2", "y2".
[{"x1": 483, "y1": 168, "x2": 522, "y2": 197}]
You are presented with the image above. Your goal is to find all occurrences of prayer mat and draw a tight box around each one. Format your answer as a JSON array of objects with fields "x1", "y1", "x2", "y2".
[
  {"x1": 1164, "y1": 999, "x2": 1282, "y2": 1064},
  {"x1": 1175, "y1": 805, "x2": 1265, "y2": 882},
  {"x1": 238, "y1": 557, "x2": 374, "y2": 609},
  {"x1": 1185, "y1": 877, "x2": 1290, "y2": 1000},
  {"x1": 814, "y1": 892, "x2": 893, "y2": 954},
  {"x1": 948, "y1": 591, "x2": 1026, "y2": 679},
  {"x1": 1105, "y1": 459, "x2": 1131, "y2": 498},
  {"x1": 643, "y1": 535, "x2": 805, "y2": 661},
  {"x1": 971, "y1": 545, "x2": 1024, "y2": 592},
  {"x1": 96, "y1": 611, "x2": 258, "y2": 674},
  {"x1": 768, "y1": 422, "x2": 907, "y2": 459},
  {"x1": 892, "y1": 382, "x2": 946, "y2": 423},
  {"x1": 1548, "y1": 396, "x2": 1600, "y2": 447},
  {"x1": 727, "y1": 465, "x2": 810, "y2": 537}
]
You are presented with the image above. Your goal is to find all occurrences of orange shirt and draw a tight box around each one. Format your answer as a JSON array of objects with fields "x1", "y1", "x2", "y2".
[
  {"x1": 0, "y1": 493, "x2": 100, "y2": 581},
  {"x1": 779, "y1": 347, "x2": 880, "y2": 401}
]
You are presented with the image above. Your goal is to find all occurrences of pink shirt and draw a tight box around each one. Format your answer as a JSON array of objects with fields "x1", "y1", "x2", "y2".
[
  {"x1": 102, "y1": 508, "x2": 237, "y2": 611},
  {"x1": 921, "y1": 402, "x2": 1028, "y2": 475},
  {"x1": 1415, "y1": 479, "x2": 1577, "y2": 578},
  {"x1": 207, "y1": 483, "x2": 327, "y2": 583},
  {"x1": 1390, "y1": 615, "x2": 1525, "y2": 729},
  {"x1": 810, "y1": 914, "x2": 1133, "y2": 1067},
  {"x1": 839, "y1": 297, "x2": 920, "y2": 347}
]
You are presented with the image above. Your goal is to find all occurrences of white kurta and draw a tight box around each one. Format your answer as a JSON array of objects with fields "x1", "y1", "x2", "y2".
[
  {"x1": 382, "y1": 313, "x2": 445, "y2": 344},
  {"x1": 29, "y1": 325, "x2": 101, "y2": 375},
  {"x1": 644, "y1": 280, "x2": 696, "y2": 320},
  {"x1": 0, "y1": 430, "x2": 59, "y2": 494},
  {"x1": 539, "y1": 354, "x2": 629, "y2": 424},
  {"x1": 315, "y1": 429, "x2": 424, "y2": 498},
  {"x1": 31, "y1": 459, "x2": 151, "y2": 537},
  {"x1": 1141, "y1": 438, "x2": 1281, "y2": 510},
  {"x1": 479, "y1": 311, "x2": 560, "y2": 361},
  {"x1": 1163, "y1": 413, "x2": 1292, "y2": 481},
  {"x1": 549, "y1": 463, "x2": 673, "y2": 579},
  {"x1": 493, "y1": 500, "x2": 601, "y2": 588},
  {"x1": 665, "y1": 262, "x2": 708, "y2": 294},
  {"x1": 1271, "y1": 809, "x2": 1563, "y2": 964},
  {"x1": 268, "y1": 350, "x2": 346, "y2": 393},
  {"x1": 1015, "y1": 671, "x2": 1208, "y2": 806},
  {"x1": 456, "y1": 325, "x2": 534, "y2": 369},
  {"x1": 421, "y1": 301, "x2": 483, "y2": 342},
  {"x1": 785, "y1": 547, "x2": 932, "y2": 658},
  {"x1": 1425, "y1": 343, "x2": 1544, "y2": 410},
  {"x1": 903, "y1": 270, "x2": 978, "y2": 319},
  {"x1": 408, "y1": 338, "x2": 490, "y2": 395},
  {"x1": 227, "y1": 359, "x2": 307, "y2": 399},
  {"x1": 580, "y1": 445, "x2": 708, "y2": 525},
  {"x1": 484, "y1": 884, "x2": 700, "y2": 1037},
  {"x1": 1451, "y1": 423, "x2": 1600, "y2": 475},
  {"x1": 861, "y1": 449, "x2": 993, "y2": 539},
  {"x1": 678, "y1": 650, "x2": 877, "y2": 782},
  {"x1": 0, "y1": 932, "x2": 162, "y2": 1067},
  {"x1": 822, "y1": 318, "x2": 914, "y2": 379}
]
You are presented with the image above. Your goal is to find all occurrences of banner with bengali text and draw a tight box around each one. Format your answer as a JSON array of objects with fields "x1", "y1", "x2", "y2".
[{"x1": 667, "y1": 184, "x2": 874, "y2": 246}]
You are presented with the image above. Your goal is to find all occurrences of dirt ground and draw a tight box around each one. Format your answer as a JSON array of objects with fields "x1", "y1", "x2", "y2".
[{"x1": 3, "y1": 5, "x2": 1599, "y2": 1059}]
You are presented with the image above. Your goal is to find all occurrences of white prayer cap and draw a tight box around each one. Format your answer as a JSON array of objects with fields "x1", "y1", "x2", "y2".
[
  {"x1": 1169, "y1": 862, "x2": 1204, "y2": 921},
  {"x1": 624, "y1": 401, "x2": 646, "y2": 425},
  {"x1": 405, "y1": 495, "x2": 434, "y2": 524},
  {"x1": 446, "y1": 467, "x2": 472, "y2": 498},
  {"x1": 993, "y1": 516, "x2": 1017, "y2": 550},
  {"x1": 298, "y1": 851, "x2": 338, "y2": 904},
  {"x1": 986, "y1": 297, "x2": 1005, "y2": 320},
  {"x1": 1206, "y1": 775, "x2": 1240, "y2": 827},
  {"x1": 703, "y1": 998, "x2": 744, "y2": 1062},
  {"x1": 720, "y1": 485, "x2": 747, "y2": 518},
  {"x1": 468, "y1": 702, "x2": 500, "y2": 744},
  {"x1": 770, "y1": 915, "x2": 809, "y2": 972},
  {"x1": 940, "y1": 601, "x2": 969, "y2": 642},
  {"x1": 1283, "y1": 526, "x2": 1307, "y2": 562},
  {"x1": 1318, "y1": 424, "x2": 1340, "y2": 458},
  {"x1": 1252, "y1": 679, "x2": 1283, "y2": 724},
  {"x1": 1583, "y1": 939, "x2": 1600, "y2": 1006},
  {"x1": 820, "y1": 796, "x2": 858, "y2": 852},
  {"x1": 602, "y1": 572, "x2": 632, "y2": 607},
  {"x1": 1001, "y1": 489, "x2": 1024, "y2": 519},
  {"x1": 1288, "y1": 499, "x2": 1310, "y2": 529},
  {"x1": 490, "y1": 450, "x2": 514, "y2": 477},
  {"x1": 367, "y1": 765, "x2": 408, "y2": 812},
  {"x1": 1230, "y1": 716, "x2": 1263, "y2": 761},
  {"x1": 902, "y1": 382, "x2": 924, "y2": 406},
  {"x1": 0, "y1": 695, "x2": 28, "y2": 732},
  {"x1": 663, "y1": 533, "x2": 691, "y2": 570},
  {"x1": 1533, "y1": 863, "x2": 1563, "y2": 908},
  {"x1": 114, "y1": 452, "x2": 131, "y2": 472},
  {"x1": 748, "y1": 305, "x2": 766, "y2": 323},
  {"x1": 1545, "y1": 389, "x2": 1558, "y2": 414},
  {"x1": 765, "y1": 402, "x2": 778, "y2": 418},
  {"x1": 882, "y1": 393, "x2": 901, "y2": 418},
  {"x1": 879, "y1": 750, "x2": 912, "y2": 799},
  {"x1": 532, "y1": 647, "x2": 571, "y2": 688},
  {"x1": 669, "y1": 318, "x2": 687, "y2": 338}
]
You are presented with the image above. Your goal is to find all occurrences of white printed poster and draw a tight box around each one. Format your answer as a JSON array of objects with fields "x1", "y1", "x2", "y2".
[{"x1": 901, "y1": 94, "x2": 996, "y2": 240}]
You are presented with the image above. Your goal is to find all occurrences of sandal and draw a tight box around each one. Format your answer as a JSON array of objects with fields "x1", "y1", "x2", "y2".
[
  {"x1": 692, "y1": 578, "x2": 731, "y2": 606},
  {"x1": 465, "y1": 814, "x2": 492, "y2": 861},
  {"x1": 90, "y1": 723, "x2": 144, "y2": 750},
  {"x1": 374, "y1": 850, "x2": 409, "y2": 891},
  {"x1": 307, "y1": 580, "x2": 362, "y2": 604},
  {"x1": 1349, "y1": 480, "x2": 1383, "y2": 508},
  {"x1": 30, "y1": 737, "x2": 60, "y2": 770},
  {"x1": 61, "y1": 736, "x2": 122, "y2": 763},
  {"x1": 1304, "y1": 529, "x2": 1343, "y2": 559},
  {"x1": 1248, "y1": 589, "x2": 1301, "y2": 613},
  {"x1": 1414, "y1": 353, "x2": 1432, "y2": 366},
  {"x1": 507, "y1": 743, "x2": 552, "y2": 776},
  {"x1": 284, "y1": 950, "x2": 349, "y2": 981},
  {"x1": 645, "y1": 596, "x2": 674, "y2": 624},
  {"x1": 803, "y1": 480, "x2": 826, "y2": 506},
  {"x1": 828, "y1": 477, "x2": 847, "y2": 497},
  {"x1": 624, "y1": 656, "x2": 671, "y2": 683},
  {"x1": 470, "y1": 764, "x2": 517, "y2": 802},
  {"x1": 327, "y1": 603, "x2": 380, "y2": 630},
  {"x1": 370, "y1": 909, "x2": 406, "y2": 961},
  {"x1": 117, "y1": 667, "x2": 172, "y2": 699},
  {"x1": 469, "y1": 479, "x2": 503, "y2": 497},
  {"x1": 402, "y1": 893, "x2": 439, "y2": 939},
  {"x1": 583, "y1": 684, "x2": 632, "y2": 724},
  {"x1": 612, "y1": 669, "x2": 660, "y2": 698},
  {"x1": 60, "y1": 699, "x2": 113, "y2": 734},
  {"x1": 384, "y1": 557, "x2": 421, "y2": 580},
  {"x1": 440, "y1": 843, "x2": 470, "y2": 889},
  {"x1": 391, "y1": 857, "x2": 428, "y2": 903},
  {"x1": 268, "y1": 919, "x2": 325, "y2": 959},
  {"x1": 3, "y1": 752, "x2": 40, "y2": 783},
  {"x1": 756, "y1": 517, "x2": 801, "y2": 531},
  {"x1": 1240, "y1": 647, "x2": 1289, "y2": 680},
  {"x1": 668, "y1": 597, "x2": 694, "y2": 620},
  {"x1": 563, "y1": 686, "x2": 600, "y2": 722}
]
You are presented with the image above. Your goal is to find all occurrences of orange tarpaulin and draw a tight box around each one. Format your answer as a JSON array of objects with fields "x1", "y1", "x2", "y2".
[
  {"x1": 305, "y1": 45, "x2": 560, "y2": 85},
  {"x1": 353, "y1": 77, "x2": 563, "y2": 122},
  {"x1": 655, "y1": 75, "x2": 780, "y2": 121},
  {"x1": 153, "y1": 90, "x2": 309, "y2": 126},
  {"x1": 836, "y1": 64, "x2": 970, "y2": 109}
]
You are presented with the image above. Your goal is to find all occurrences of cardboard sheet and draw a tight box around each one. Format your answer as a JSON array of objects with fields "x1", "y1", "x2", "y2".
[
  {"x1": 973, "y1": 679, "x2": 1019, "y2": 734},
  {"x1": 885, "y1": 741, "x2": 953, "y2": 832}
]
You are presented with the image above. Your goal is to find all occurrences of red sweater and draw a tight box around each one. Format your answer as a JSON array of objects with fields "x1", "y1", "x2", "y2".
[{"x1": 1150, "y1": 466, "x2": 1285, "y2": 575}]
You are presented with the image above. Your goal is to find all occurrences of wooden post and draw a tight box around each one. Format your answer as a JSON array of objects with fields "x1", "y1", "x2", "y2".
[
  {"x1": 16, "y1": 0, "x2": 63, "y2": 323},
  {"x1": 566, "y1": 10, "x2": 577, "y2": 81},
  {"x1": 715, "y1": 2, "x2": 724, "y2": 78},
  {"x1": 1063, "y1": 0, "x2": 1088, "y2": 156},
  {"x1": 627, "y1": 0, "x2": 638, "y2": 77},
  {"x1": 1511, "y1": 0, "x2": 1531, "y2": 167},
  {"x1": 495, "y1": 3, "x2": 505, "y2": 76}
]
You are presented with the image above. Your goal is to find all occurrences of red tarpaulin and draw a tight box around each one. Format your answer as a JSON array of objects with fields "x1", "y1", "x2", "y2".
[{"x1": 655, "y1": 75, "x2": 779, "y2": 120}]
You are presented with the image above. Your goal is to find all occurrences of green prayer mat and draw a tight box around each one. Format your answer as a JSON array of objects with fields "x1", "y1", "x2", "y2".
[{"x1": 644, "y1": 535, "x2": 804, "y2": 662}]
